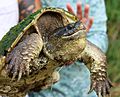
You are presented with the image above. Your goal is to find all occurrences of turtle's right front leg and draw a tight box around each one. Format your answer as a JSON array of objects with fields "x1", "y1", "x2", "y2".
[
  {"x1": 6, "y1": 33, "x2": 43, "y2": 80},
  {"x1": 80, "y1": 40, "x2": 112, "y2": 97}
]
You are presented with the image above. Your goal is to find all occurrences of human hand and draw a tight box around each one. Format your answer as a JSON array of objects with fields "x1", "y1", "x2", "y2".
[
  {"x1": 66, "y1": 2, "x2": 94, "y2": 32},
  {"x1": 33, "y1": 0, "x2": 41, "y2": 12}
]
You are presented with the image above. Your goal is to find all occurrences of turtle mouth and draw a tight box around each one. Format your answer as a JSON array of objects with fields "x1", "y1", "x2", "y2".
[{"x1": 54, "y1": 20, "x2": 86, "y2": 39}]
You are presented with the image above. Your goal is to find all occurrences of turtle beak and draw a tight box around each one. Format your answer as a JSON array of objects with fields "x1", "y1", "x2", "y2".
[{"x1": 54, "y1": 21, "x2": 86, "y2": 39}]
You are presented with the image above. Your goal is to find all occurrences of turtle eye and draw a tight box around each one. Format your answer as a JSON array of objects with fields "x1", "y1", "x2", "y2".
[
  {"x1": 66, "y1": 20, "x2": 81, "y2": 31},
  {"x1": 66, "y1": 23, "x2": 74, "y2": 30},
  {"x1": 63, "y1": 21, "x2": 81, "y2": 36}
]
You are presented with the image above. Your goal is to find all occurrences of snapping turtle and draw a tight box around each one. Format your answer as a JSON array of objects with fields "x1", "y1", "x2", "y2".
[{"x1": 0, "y1": 7, "x2": 112, "y2": 97}]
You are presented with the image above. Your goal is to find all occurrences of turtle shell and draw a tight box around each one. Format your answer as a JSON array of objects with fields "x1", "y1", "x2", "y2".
[{"x1": 0, "y1": 7, "x2": 78, "y2": 56}]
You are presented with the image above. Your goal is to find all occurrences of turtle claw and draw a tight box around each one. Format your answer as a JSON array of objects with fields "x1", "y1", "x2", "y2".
[
  {"x1": 18, "y1": 69, "x2": 23, "y2": 81},
  {"x1": 5, "y1": 47, "x2": 30, "y2": 81},
  {"x1": 5, "y1": 33, "x2": 42, "y2": 81},
  {"x1": 6, "y1": 57, "x2": 30, "y2": 81},
  {"x1": 88, "y1": 81, "x2": 96, "y2": 94},
  {"x1": 89, "y1": 78, "x2": 112, "y2": 97},
  {"x1": 11, "y1": 71, "x2": 17, "y2": 81}
]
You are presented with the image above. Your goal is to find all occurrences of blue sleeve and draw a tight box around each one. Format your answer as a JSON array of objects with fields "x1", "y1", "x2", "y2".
[{"x1": 86, "y1": 0, "x2": 108, "y2": 53}]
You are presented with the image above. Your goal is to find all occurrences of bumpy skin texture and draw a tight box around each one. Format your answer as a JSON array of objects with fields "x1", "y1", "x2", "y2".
[
  {"x1": 0, "y1": 7, "x2": 112, "y2": 97},
  {"x1": 80, "y1": 41, "x2": 112, "y2": 97},
  {"x1": 6, "y1": 33, "x2": 43, "y2": 81}
]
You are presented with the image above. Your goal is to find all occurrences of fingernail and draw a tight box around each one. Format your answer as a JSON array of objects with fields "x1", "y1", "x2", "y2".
[
  {"x1": 66, "y1": 2, "x2": 70, "y2": 6},
  {"x1": 77, "y1": 2, "x2": 82, "y2": 5},
  {"x1": 85, "y1": 4, "x2": 90, "y2": 8}
]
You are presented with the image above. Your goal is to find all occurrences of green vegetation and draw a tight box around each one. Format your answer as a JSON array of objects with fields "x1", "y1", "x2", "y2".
[
  {"x1": 105, "y1": 0, "x2": 120, "y2": 82},
  {"x1": 105, "y1": 0, "x2": 120, "y2": 96},
  {"x1": 105, "y1": 0, "x2": 120, "y2": 40}
]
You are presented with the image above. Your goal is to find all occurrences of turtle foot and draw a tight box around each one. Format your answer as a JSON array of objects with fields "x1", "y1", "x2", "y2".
[{"x1": 89, "y1": 77, "x2": 112, "y2": 97}]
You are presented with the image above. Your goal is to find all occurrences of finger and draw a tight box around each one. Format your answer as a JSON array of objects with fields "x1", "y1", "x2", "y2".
[
  {"x1": 66, "y1": 3, "x2": 75, "y2": 14},
  {"x1": 77, "y1": 2, "x2": 82, "y2": 20},
  {"x1": 81, "y1": 18, "x2": 87, "y2": 24},
  {"x1": 86, "y1": 17, "x2": 94, "y2": 32},
  {"x1": 84, "y1": 4, "x2": 90, "y2": 19},
  {"x1": 33, "y1": 0, "x2": 41, "y2": 12}
]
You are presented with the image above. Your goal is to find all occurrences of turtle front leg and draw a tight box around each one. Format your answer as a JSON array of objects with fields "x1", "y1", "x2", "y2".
[
  {"x1": 6, "y1": 33, "x2": 43, "y2": 81},
  {"x1": 80, "y1": 40, "x2": 112, "y2": 97}
]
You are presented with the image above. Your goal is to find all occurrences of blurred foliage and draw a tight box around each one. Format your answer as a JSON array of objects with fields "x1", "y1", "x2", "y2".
[
  {"x1": 105, "y1": 0, "x2": 120, "y2": 39},
  {"x1": 106, "y1": 0, "x2": 120, "y2": 23},
  {"x1": 105, "y1": 0, "x2": 120, "y2": 82},
  {"x1": 107, "y1": 40, "x2": 120, "y2": 82},
  {"x1": 105, "y1": 0, "x2": 120, "y2": 96}
]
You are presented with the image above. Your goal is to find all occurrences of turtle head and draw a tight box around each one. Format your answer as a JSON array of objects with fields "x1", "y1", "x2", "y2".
[{"x1": 53, "y1": 20, "x2": 87, "y2": 40}]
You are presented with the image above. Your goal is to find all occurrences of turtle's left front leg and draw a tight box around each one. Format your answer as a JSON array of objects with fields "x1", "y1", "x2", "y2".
[
  {"x1": 80, "y1": 40, "x2": 112, "y2": 97},
  {"x1": 5, "y1": 33, "x2": 43, "y2": 81}
]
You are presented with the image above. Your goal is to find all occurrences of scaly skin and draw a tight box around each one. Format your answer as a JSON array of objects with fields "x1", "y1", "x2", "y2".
[
  {"x1": 80, "y1": 40, "x2": 112, "y2": 97},
  {"x1": 6, "y1": 33, "x2": 43, "y2": 80}
]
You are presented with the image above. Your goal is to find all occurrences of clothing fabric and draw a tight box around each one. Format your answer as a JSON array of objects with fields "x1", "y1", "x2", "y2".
[
  {"x1": 29, "y1": 0, "x2": 108, "y2": 97},
  {"x1": 0, "y1": 0, "x2": 19, "y2": 40}
]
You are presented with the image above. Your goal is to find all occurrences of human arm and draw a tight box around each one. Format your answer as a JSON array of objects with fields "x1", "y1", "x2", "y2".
[{"x1": 86, "y1": 0, "x2": 108, "y2": 53}]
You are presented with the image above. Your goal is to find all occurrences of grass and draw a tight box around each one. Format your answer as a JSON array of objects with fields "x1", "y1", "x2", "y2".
[
  {"x1": 105, "y1": 0, "x2": 120, "y2": 96},
  {"x1": 105, "y1": 0, "x2": 120, "y2": 82}
]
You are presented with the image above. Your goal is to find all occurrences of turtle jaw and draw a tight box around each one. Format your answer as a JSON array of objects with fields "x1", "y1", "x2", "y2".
[
  {"x1": 61, "y1": 28, "x2": 86, "y2": 40},
  {"x1": 61, "y1": 23, "x2": 87, "y2": 40},
  {"x1": 53, "y1": 20, "x2": 87, "y2": 40}
]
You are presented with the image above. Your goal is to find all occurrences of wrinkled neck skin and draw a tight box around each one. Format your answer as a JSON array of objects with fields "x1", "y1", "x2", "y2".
[{"x1": 53, "y1": 38, "x2": 87, "y2": 62}]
